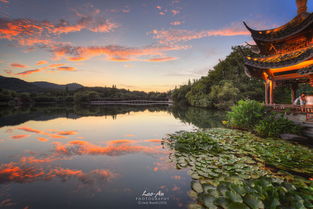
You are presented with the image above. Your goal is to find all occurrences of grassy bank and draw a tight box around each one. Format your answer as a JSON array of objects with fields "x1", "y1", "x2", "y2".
[{"x1": 164, "y1": 128, "x2": 313, "y2": 209}]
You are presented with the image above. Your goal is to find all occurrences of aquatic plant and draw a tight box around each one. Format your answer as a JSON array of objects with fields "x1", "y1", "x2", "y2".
[
  {"x1": 164, "y1": 128, "x2": 313, "y2": 209},
  {"x1": 254, "y1": 114, "x2": 302, "y2": 137}
]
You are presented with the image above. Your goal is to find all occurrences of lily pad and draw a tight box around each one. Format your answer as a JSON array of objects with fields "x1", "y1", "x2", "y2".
[
  {"x1": 227, "y1": 202, "x2": 250, "y2": 209},
  {"x1": 226, "y1": 190, "x2": 243, "y2": 203},
  {"x1": 192, "y1": 181, "x2": 203, "y2": 193},
  {"x1": 243, "y1": 194, "x2": 264, "y2": 209}
]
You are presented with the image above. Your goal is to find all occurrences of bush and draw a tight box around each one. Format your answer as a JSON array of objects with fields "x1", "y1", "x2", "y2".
[
  {"x1": 255, "y1": 114, "x2": 302, "y2": 137},
  {"x1": 226, "y1": 100, "x2": 266, "y2": 129},
  {"x1": 226, "y1": 100, "x2": 303, "y2": 138}
]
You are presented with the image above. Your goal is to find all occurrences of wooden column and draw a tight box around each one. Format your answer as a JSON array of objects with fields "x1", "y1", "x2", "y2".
[
  {"x1": 265, "y1": 82, "x2": 269, "y2": 104},
  {"x1": 269, "y1": 80, "x2": 274, "y2": 104},
  {"x1": 291, "y1": 83, "x2": 297, "y2": 104}
]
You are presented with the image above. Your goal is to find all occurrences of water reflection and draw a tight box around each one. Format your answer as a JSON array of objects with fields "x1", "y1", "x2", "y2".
[
  {"x1": 0, "y1": 105, "x2": 224, "y2": 209},
  {"x1": 0, "y1": 104, "x2": 224, "y2": 128}
]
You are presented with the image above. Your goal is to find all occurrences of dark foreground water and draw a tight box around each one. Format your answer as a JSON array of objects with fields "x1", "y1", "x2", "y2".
[{"x1": 0, "y1": 105, "x2": 224, "y2": 209}]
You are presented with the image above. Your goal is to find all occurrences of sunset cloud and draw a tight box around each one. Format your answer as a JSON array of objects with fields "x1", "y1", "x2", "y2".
[
  {"x1": 14, "y1": 64, "x2": 77, "y2": 76},
  {"x1": 67, "y1": 57, "x2": 87, "y2": 61},
  {"x1": 0, "y1": 162, "x2": 45, "y2": 183},
  {"x1": 49, "y1": 63, "x2": 64, "y2": 68},
  {"x1": 51, "y1": 44, "x2": 189, "y2": 62},
  {"x1": 56, "y1": 131, "x2": 78, "y2": 136},
  {"x1": 36, "y1": 60, "x2": 48, "y2": 65},
  {"x1": 0, "y1": 9, "x2": 118, "y2": 48},
  {"x1": 107, "y1": 139, "x2": 137, "y2": 145},
  {"x1": 17, "y1": 127, "x2": 41, "y2": 134},
  {"x1": 0, "y1": 0, "x2": 9, "y2": 3},
  {"x1": 0, "y1": 199, "x2": 15, "y2": 208},
  {"x1": 145, "y1": 57, "x2": 177, "y2": 62},
  {"x1": 124, "y1": 134, "x2": 135, "y2": 137},
  {"x1": 171, "y1": 10, "x2": 180, "y2": 16},
  {"x1": 10, "y1": 63, "x2": 27, "y2": 68},
  {"x1": 51, "y1": 16, "x2": 117, "y2": 34},
  {"x1": 10, "y1": 134, "x2": 30, "y2": 139},
  {"x1": 150, "y1": 23, "x2": 250, "y2": 45},
  {"x1": 53, "y1": 140, "x2": 166, "y2": 156},
  {"x1": 56, "y1": 66, "x2": 76, "y2": 71},
  {"x1": 37, "y1": 137, "x2": 49, "y2": 142},
  {"x1": 170, "y1": 21, "x2": 183, "y2": 26},
  {"x1": 0, "y1": 162, "x2": 117, "y2": 185},
  {"x1": 16, "y1": 126, "x2": 67, "y2": 138},
  {"x1": 16, "y1": 69, "x2": 41, "y2": 76},
  {"x1": 144, "y1": 139, "x2": 162, "y2": 143},
  {"x1": 0, "y1": 18, "x2": 53, "y2": 44}
]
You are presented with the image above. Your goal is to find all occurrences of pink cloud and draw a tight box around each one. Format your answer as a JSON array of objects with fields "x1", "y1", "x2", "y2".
[
  {"x1": 35, "y1": 60, "x2": 48, "y2": 65},
  {"x1": 49, "y1": 63, "x2": 64, "y2": 68},
  {"x1": 14, "y1": 63, "x2": 77, "y2": 76},
  {"x1": 144, "y1": 139, "x2": 162, "y2": 142},
  {"x1": 159, "y1": 11, "x2": 166, "y2": 16},
  {"x1": 10, "y1": 63, "x2": 27, "y2": 68},
  {"x1": 171, "y1": 175, "x2": 182, "y2": 180},
  {"x1": 171, "y1": 10, "x2": 180, "y2": 16},
  {"x1": 51, "y1": 17, "x2": 117, "y2": 34},
  {"x1": 0, "y1": 199, "x2": 15, "y2": 208},
  {"x1": 17, "y1": 127, "x2": 41, "y2": 133},
  {"x1": 0, "y1": 162, "x2": 117, "y2": 185},
  {"x1": 10, "y1": 134, "x2": 30, "y2": 139},
  {"x1": 37, "y1": 137, "x2": 49, "y2": 142},
  {"x1": 56, "y1": 131, "x2": 78, "y2": 135},
  {"x1": 56, "y1": 66, "x2": 76, "y2": 71},
  {"x1": 52, "y1": 140, "x2": 166, "y2": 156},
  {"x1": 16, "y1": 126, "x2": 67, "y2": 138},
  {"x1": 170, "y1": 21, "x2": 183, "y2": 26},
  {"x1": 151, "y1": 23, "x2": 250, "y2": 45},
  {"x1": 145, "y1": 57, "x2": 177, "y2": 62},
  {"x1": 4, "y1": 70, "x2": 12, "y2": 75},
  {"x1": 51, "y1": 44, "x2": 189, "y2": 62},
  {"x1": 16, "y1": 69, "x2": 42, "y2": 76},
  {"x1": 0, "y1": 9, "x2": 118, "y2": 48},
  {"x1": 67, "y1": 57, "x2": 87, "y2": 61},
  {"x1": 107, "y1": 139, "x2": 137, "y2": 145}
]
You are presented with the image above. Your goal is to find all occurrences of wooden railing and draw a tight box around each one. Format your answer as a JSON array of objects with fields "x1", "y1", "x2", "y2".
[{"x1": 265, "y1": 104, "x2": 313, "y2": 113}]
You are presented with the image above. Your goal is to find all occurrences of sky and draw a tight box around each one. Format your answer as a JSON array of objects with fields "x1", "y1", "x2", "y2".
[{"x1": 0, "y1": 0, "x2": 312, "y2": 92}]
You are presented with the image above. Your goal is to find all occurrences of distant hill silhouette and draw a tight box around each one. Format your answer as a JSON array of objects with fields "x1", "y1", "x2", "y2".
[
  {"x1": 0, "y1": 76, "x2": 84, "y2": 92},
  {"x1": 32, "y1": 81, "x2": 83, "y2": 91}
]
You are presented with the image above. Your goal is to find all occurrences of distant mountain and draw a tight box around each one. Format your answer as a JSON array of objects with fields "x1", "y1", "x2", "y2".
[
  {"x1": 32, "y1": 81, "x2": 83, "y2": 91},
  {"x1": 0, "y1": 76, "x2": 84, "y2": 92},
  {"x1": 0, "y1": 76, "x2": 40, "y2": 92}
]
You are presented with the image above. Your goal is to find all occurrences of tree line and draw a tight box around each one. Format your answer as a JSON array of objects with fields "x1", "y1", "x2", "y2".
[{"x1": 0, "y1": 86, "x2": 168, "y2": 106}]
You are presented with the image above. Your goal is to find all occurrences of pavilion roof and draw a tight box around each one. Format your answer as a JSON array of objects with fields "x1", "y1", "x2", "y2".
[
  {"x1": 244, "y1": 45, "x2": 313, "y2": 69},
  {"x1": 243, "y1": 12, "x2": 313, "y2": 42},
  {"x1": 245, "y1": 63, "x2": 313, "y2": 81}
]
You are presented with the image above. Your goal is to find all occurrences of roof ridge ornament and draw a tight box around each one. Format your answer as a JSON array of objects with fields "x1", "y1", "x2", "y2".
[{"x1": 296, "y1": 0, "x2": 308, "y2": 16}]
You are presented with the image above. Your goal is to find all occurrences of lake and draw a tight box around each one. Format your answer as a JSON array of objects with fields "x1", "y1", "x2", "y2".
[{"x1": 0, "y1": 105, "x2": 224, "y2": 209}]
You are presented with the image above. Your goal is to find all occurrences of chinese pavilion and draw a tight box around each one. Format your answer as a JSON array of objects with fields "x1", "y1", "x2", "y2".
[{"x1": 243, "y1": 0, "x2": 313, "y2": 105}]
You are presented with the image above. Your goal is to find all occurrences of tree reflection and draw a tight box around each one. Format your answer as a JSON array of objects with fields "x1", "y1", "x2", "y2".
[{"x1": 0, "y1": 104, "x2": 225, "y2": 129}]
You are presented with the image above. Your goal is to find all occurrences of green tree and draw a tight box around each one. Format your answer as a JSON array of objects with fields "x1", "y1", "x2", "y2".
[{"x1": 209, "y1": 81, "x2": 239, "y2": 109}]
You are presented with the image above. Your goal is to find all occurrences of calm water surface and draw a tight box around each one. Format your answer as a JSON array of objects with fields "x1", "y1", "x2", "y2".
[{"x1": 0, "y1": 105, "x2": 224, "y2": 209}]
